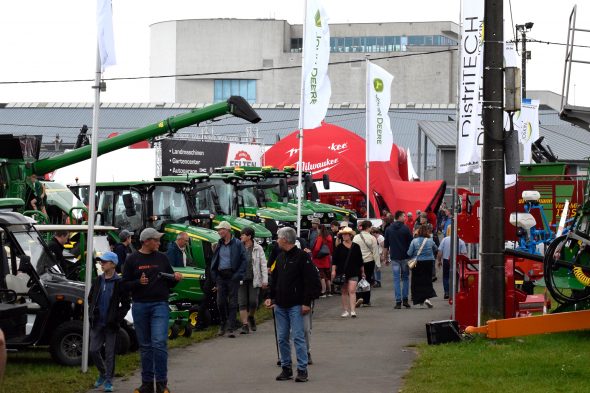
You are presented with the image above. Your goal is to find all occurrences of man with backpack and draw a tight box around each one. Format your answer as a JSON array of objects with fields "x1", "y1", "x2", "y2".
[{"x1": 265, "y1": 227, "x2": 321, "y2": 383}]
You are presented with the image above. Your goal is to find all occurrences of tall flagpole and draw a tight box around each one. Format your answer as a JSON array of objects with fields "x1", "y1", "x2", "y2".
[
  {"x1": 296, "y1": 0, "x2": 308, "y2": 238},
  {"x1": 81, "y1": 48, "x2": 102, "y2": 373},
  {"x1": 365, "y1": 58, "x2": 370, "y2": 219}
]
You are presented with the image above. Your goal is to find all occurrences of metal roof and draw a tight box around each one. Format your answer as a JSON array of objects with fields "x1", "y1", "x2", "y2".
[
  {"x1": 0, "y1": 104, "x2": 454, "y2": 167},
  {"x1": 418, "y1": 109, "x2": 590, "y2": 162}
]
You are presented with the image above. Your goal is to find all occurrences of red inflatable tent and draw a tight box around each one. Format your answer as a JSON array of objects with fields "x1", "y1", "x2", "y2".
[{"x1": 262, "y1": 123, "x2": 446, "y2": 216}]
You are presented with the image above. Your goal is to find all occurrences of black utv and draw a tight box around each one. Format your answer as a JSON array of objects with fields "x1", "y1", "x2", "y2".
[{"x1": 0, "y1": 211, "x2": 133, "y2": 365}]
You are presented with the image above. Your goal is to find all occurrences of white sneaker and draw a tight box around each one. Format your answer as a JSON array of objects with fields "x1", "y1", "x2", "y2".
[
  {"x1": 425, "y1": 299, "x2": 434, "y2": 308},
  {"x1": 341, "y1": 311, "x2": 350, "y2": 318},
  {"x1": 350, "y1": 311, "x2": 357, "y2": 318}
]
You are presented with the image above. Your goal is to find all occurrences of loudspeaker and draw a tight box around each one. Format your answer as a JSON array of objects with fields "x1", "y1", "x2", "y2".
[{"x1": 425, "y1": 320, "x2": 462, "y2": 345}]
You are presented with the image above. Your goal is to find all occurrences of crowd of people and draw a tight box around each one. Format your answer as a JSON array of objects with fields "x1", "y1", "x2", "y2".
[{"x1": 65, "y1": 206, "x2": 464, "y2": 392}]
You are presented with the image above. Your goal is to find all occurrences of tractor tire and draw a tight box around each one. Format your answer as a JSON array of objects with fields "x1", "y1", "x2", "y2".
[
  {"x1": 168, "y1": 324, "x2": 180, "y2": 340},
  {"x1": 49, "y1": 320, "x2": 83, "y2": 366},
  {"x1": 115, "y1": 327, "x2": 131, "y2": 355},
  {"x1": 181, "y1": 324, "x2": 193, "y2": 338}
]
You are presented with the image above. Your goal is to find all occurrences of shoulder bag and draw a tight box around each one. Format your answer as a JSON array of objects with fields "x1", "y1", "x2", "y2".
[
  {"x1": 316, "y1": 237, "x2": 331, "y2": 259},
  {"x1": 408, "y1": 238, "x2": 428, "y2": 269},
  {"x1": 332, "y1": 246, "x2": 352, "y2": 285}
]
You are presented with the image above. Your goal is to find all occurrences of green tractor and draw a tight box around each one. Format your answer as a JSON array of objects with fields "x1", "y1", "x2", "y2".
[
  {"x1": 207, "y1": 169, "x2": 310, "y2": 237},
  {"x1": 155, "y1": 173, "x2": 273, "y2": 247}
]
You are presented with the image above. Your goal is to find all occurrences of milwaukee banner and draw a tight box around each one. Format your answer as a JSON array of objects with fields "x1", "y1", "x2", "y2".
[
  {"x1": 160, "y1": 140, "x2": 263, "y2": 175},
  {"x1": 366, "y1": 61, "x2": 394, "y2": 162},
  {"x1": 457, "y1": 0, "x2": 484, "y2": 174}
]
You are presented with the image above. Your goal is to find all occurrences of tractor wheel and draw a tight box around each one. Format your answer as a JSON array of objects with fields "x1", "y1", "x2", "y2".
[
  {"x1": 49, "y1": 320, "x2": 83, "y2": 366},
  {"x1": 168, "y1": 324, "x2": 180, "y2": 340},
  {"x1": 115, "y1": 327, "x2": 131, "y2": 355},
  {"x1": 181, "y1": 324, "x2": 193, "y2": 338}
]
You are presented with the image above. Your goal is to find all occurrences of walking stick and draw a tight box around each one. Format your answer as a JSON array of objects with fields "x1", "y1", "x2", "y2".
[{"x1": 272, "y1": 308, "x2": 281, "y2": 366}]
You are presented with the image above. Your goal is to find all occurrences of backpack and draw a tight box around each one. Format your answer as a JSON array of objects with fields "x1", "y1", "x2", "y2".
[
  {"x1": 308, "y1": 263, "x2": 322, "y2": 300},
  {"x1": 301, "y1": 252, "x2": 322, "y2": 300}
]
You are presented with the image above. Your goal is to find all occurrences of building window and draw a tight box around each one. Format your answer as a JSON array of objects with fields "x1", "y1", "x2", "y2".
[
  {"x1": 289, "y1": 34, "x2": 457, "y2": 53},
  {"x1": 214, "y1": 80, "x2": 256, "y2": 103}
]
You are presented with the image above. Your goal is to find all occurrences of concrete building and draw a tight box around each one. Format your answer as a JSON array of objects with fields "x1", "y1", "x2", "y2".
[{"x1": 149, "y1": 19, "x2": 459, "y2": 105}]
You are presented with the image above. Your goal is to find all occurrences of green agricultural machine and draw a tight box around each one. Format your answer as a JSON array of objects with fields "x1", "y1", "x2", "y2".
[
  {"x1": 207, "y1": 169, "x2": 308, "y2": 237},
  {"x1": 156, "y1": 173, "x2": 273, "y2": 245},
  {"x1": 1, "y1": 96, "x2": 261, "y2": 331}
]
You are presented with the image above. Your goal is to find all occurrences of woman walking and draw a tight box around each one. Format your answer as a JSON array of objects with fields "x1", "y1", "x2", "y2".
[
  {"x1": 238, "y1": 227, "x2": 268, "y2": 333},
  {"x1": 407, "y1": 224, "x2": 438, "y2": 308},
  {"x1": 311, "y1": 224, "x2": 333, "y2": 297},
  {"x1": 331, "y1": 227, "x2": 364, "y2": 318}
]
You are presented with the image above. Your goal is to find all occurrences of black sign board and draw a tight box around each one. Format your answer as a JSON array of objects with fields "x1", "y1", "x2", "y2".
[{"x1": 161, "y1": 139, "x2": 229, "y2": 175}]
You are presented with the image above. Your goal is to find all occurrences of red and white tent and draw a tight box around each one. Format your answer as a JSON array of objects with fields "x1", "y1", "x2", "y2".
[{"x1": 263, "y1": 123, "x2": 446, "y2": 216}]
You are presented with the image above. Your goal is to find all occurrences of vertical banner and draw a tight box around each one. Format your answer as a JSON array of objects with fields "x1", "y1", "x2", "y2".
[
  {"x1": 366, "y1": 62, "x2": 394, "y2": 162},
  {"x1": 457, "y1": 0, "x2": 484, "y2": 173},
  {"x1": 517, "y1": 100, "x2": 540, "y2": 164},
  {"x1": 300, "y1": 0, "x2": 331, "y2": 129},
  {"x1": 97, "y1": 0, "x2": 116, "y2": 69}
]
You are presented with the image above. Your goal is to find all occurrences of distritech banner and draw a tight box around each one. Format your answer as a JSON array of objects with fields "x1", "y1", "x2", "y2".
[{"x1": 457, "y1": 0, "x2": 484, "y2": 174}]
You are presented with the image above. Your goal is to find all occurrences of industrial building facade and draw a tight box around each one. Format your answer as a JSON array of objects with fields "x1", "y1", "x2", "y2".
[{"x1": 149, "y1": 19, "x2": 459, "y2": 105}]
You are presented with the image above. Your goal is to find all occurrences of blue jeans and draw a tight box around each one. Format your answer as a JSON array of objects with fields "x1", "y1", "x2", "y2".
[
  {"x1": 392, "y1": 259, "x2": 409, "y2": 303},
  {"x1": 442, "y1": 258, "x2": 450, "y2": 295},
  {"x1": 132, "y1": 301, "x2": 169, "y2": 383},
  {"x1": 274, "y1": 305, "x2": 308, "y2": 371}
]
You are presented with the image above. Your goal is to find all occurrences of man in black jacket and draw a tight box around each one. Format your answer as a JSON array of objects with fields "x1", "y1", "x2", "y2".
[
  {"x1": 384, "y1": 210, "x2": 413, "y2": 309},
  {"x1": 265, "y1": 227, "x2": 317, "y2": 383},
  {"x1": 88, "y1": 252, "x2": 131, "y2": 392}
]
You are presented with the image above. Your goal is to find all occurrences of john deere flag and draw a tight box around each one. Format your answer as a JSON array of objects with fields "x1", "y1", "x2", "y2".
[
  {"x1": 300, "y1": 0, "x2": 331, "y2": 129},
  {"x1": 366, "y1": 62, "x2": 394, "y2": 162}
]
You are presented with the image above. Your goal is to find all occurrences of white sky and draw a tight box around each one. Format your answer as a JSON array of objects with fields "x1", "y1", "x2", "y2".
[{"x1": 0, "y1": 0, "x2": 588, "y2": 105}]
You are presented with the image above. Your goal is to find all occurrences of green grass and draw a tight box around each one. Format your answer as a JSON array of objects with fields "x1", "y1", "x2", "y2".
[
  {"x1": 2, "y1": 307, "x2": 272, "y2": 393},
  {"x1": 401, "y1": 331, "x2": 590, "y2": 393}
]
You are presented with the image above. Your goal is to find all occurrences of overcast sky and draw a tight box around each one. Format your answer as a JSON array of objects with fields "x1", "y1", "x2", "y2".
[{"x1": 0, "y1": 0, "x2": 588, "y2": 105}]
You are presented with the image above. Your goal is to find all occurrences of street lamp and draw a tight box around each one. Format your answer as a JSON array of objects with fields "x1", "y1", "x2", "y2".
[{"x1": 516, "y1": 22, "x2": 534, "y2": 98}]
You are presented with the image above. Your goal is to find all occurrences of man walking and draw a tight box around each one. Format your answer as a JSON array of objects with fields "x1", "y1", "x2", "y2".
[
  {"x1": 265, "y1": 227, "x2": 318, "y2": 383},
  {"x1": 89, "y1": 252, "x2": 131, "y2": 392},
  {"x1": 166, "y1": 232, "x2": 191, "y2": 267},
  {"x1": 210, "y1": 221, "x2": 247, "y2": 338},
  {"x1": 123, "y1": 228, "x2": 183, "y2": 393},
  {"x1": 384, "y1": 211, "x2": 413, "y2": 309}
]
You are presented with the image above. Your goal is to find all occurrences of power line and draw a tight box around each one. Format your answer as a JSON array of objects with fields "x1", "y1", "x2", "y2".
[
  {"x1": 508, "y1": 0, "x2": 516, "y2": 44},
  {"x1": 508, "y1": 38, "x2": 590, "y2": 49},
  {"x1": 0, "y1": 108, "x2": 454, "y2": 131},
  {"x1": 0, "y1": 48, "x2": 457, "y2": 86}
]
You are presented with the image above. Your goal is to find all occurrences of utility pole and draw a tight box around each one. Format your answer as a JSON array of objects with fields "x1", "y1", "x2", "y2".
[
  {"x1": 479, "y1": 0, "x2": 505, "y2": 324},
  {"x1": 516, "y1": 22, "x2": 534, "y2": 99}
]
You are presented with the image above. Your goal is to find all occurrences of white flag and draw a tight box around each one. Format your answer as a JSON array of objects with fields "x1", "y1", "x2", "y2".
[
  {"x1": 300, "y1": 0, "x2": 331, "y2": 129},
  {"x1": 366, "y1": 62, "x2": 394, "y2": 162},
  {"x1": 457, "y1": 0, "x2": 484, "y2": 173},
  {"x1": 97, "y1": 0, "x2": 116, "y2": 69}
]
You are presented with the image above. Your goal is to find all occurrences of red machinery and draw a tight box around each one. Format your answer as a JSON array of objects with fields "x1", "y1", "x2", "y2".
[{"x1": 453, "y1": 250, "x2": 549, "y2": 330}]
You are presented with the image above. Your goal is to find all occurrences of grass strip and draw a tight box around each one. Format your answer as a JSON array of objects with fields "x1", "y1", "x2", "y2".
[{"x1": 401, "y1": 330, "x2": 590, "y2": 393}]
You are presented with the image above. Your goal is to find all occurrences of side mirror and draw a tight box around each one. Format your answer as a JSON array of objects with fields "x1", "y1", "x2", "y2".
[
  {"x1": 322, "y1": 174, "x2": 330, "y2": 190},
  {"x1": 279, "y1": 179, "x2": 288, "y2": 199},
  {"x1": 19, "y1": 255, "x2": 33, "y2": 275},
  {"x1": 122, "y1": 194, "x2": 136, "y2": 217}
]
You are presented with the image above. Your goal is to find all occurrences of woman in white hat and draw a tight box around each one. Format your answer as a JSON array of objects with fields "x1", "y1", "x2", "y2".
[{"x1": 331, "y1": 227, "x2": 364, "y2": 318}]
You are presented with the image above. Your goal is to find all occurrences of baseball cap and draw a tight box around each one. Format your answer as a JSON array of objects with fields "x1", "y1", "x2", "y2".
[
  {"x1": 139, "y1": 227, "x2": 164, "y2": 242},
  {"x1": 214, "y1": 221, "x2": 232, "y2": 230},
  {"x1": 311, "y1": 218, "x2": 321, "y2": 225},
  {"x1": 97, "y1": 251, "x2": 119, "y2": 266},
  {"x1": 119, "y1": 229, "x2": 133, "y2": 241}
]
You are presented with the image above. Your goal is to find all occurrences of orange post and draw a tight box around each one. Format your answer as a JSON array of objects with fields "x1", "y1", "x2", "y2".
[{"x1": 465, "y1": 310, "x2": 590, "y2": 339}]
